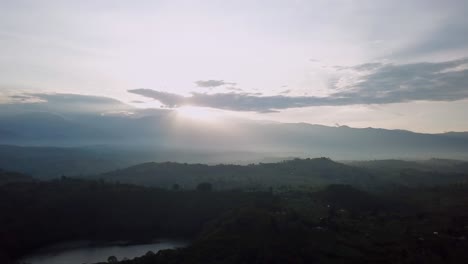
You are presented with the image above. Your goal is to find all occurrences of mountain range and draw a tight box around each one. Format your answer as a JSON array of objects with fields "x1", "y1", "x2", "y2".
[{"x1": 1, "y1": 93, "x2": 468, "y2": 162}]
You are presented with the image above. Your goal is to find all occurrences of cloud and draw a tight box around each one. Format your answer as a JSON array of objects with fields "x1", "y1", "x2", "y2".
[
  {"x1": 129, "y1": 58, "x2": 468, "y2": 112},
  {"x1": 337, "y1": 57, "x2": 468, "y2": 103},
  {"x1": 29, "y1": 93, "x2": 125, "y2": 106},
  {"x1": 195, "y1": 80, "x2": 237, "y2": 88},
  {"x1": 347, "y1": 62, "x2": 384, "y2": 72},
  {"x1": 129, "y1": 89, "x2": 355, "y2": 113},
  {"x1": 0, "y1": 93, "x2": 133, "y2": 115},
  {"x1": 7, "y1": 94, "x2": 46, "y2": 103},
  {"x1": 226, "y1": 86, "x2": 243, "y2": 92},
  {"x1": 128, "y1": 90, "x2": 186, "y2": 108},
  {"x1": 129, "y1": 89, "x2": 290, "y2": 112}
]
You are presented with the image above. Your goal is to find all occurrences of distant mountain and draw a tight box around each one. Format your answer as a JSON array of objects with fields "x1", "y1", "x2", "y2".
[
  {"x1": 1, "y1": 94, "x2": 468, "y2": 160},
  {"x1": 2, "y1": 112, "x2": 468, "y2": 160},
  {"x1": 0, "y1": 112, "x2": 112, "y2": 142},
  {"x1": 0, "y1": 144, "x2": 297, "y2": 179},
  {"x1": 0, "y1": 145, "x2": 136, "y2": 179},
  {"x1": 442, "y1": 131, "x2": 468, "y2": 140}
]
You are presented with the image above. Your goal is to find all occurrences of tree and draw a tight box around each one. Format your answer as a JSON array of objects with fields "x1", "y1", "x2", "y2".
[
  {"x1": 108, "y1": 256, "x2": 118, "y2": 263},
  {"x1": 172, "y1": 183, "x2": 180, "y2": 191}
]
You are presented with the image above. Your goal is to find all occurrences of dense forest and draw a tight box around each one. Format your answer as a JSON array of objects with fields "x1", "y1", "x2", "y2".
[
  {"x1": 114, "y1": 184, "x2": 468, "y2": 264},
  {"x1": 1, "y1": 166, "x2": 468, "y2": 263},
  {"x1": 0, "y1": 177, "x2": 273, "y2": 263},
  {"x1": 97, "y1": 158, "x2": 468, "y2": 190},
  {"x1": 0, "y1": 169, "x2": 33, "y2": 185}
]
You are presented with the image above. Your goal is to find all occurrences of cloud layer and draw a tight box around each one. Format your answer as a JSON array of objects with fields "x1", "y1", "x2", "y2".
[{"x1": 129, "y1": 58, "x2": 468, "y2": 112}]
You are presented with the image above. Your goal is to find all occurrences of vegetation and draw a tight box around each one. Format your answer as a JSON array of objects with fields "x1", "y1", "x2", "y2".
[
  {"x1": 0, "y1": 169, "x2": 33, "y2": 186},
  {"x1": 98, "y1": 158, "x2": 378, "y2": 190},
  {"x1": 1, "y1": 158, "x2": 468, "y2": 264},
  {"x1": 0, "y1": 177, "x2": 273, "y2": 263},
  {"x1": 97, "y1": 184, "x2": 468, "y2": 264},
  {"x1": 98, "y1": 158, "x2": 468, "y2": 190}
]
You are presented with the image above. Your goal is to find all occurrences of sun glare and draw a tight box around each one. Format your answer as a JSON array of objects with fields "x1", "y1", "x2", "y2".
[{"x1": 176, "y1": 106, "x2": 220, "y2": 121}]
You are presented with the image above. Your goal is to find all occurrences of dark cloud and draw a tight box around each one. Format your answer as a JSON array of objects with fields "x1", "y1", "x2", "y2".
[
  {"x1": 129, "y1": 89, "x2": 289, "y2": 112},
  {"x1": 10, "y1": 95, "x2": 33, "y2": 100},
  {"x1": 195, "y1": 80, "x2": 237, "y2": 88},
  {"x1": 338, "y1": 57, "x2": 468, "y2": 103},
  {"x1": 129, "y1": 58, "x2": 468, "y2": 112},
  {"x1": 129, "y1": 89, "x2": 354, "y2": 112},
  {"x1": 29, "y1": 93, "x2": 125, "y2": 106},
  {"x1": 333, "y1": 62, "x2": 384, "y2": 72},
  {"x1": 1, "y1": 93, "x2": 133, "y2": 115},
  {"x1": 349, "y1": 62, "x2": 384, "y2": 72},
  {"x1": 8, "y1": 94, "x2": 44, "y2": 103},
  {"x1": 128, "y1": 90, "x2": 185, "y2": 107}
]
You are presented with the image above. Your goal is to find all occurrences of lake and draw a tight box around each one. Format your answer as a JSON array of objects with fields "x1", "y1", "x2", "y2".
[{"x1": 19, "y1": 239, "x2": 188, "y2": 264}]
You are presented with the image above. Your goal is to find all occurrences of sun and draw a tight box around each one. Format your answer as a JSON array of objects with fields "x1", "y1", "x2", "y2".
[{"x1": 176, "y1": 106, "x2": 220, "y2": 121}]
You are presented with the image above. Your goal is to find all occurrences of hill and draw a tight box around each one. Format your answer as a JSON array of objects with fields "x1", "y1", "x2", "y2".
[
  {"x1": 98, "y1": 158, "x2": 380, "y2": 190},
  {"x1": 99, "y1": 158, "x2": 468, "y2": 190},
  {"x1": 0, "y1": 169, "x2": 33, "y2": 185}
]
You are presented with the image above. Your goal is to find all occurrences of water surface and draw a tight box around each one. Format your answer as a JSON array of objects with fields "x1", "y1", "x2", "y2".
[{"x1": 20, "y1": 239, "x2": 187, "y2": 264}]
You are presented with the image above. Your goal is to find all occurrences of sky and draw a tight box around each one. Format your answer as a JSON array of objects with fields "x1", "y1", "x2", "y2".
[{"x1": 1, "y1": 0, "x2": 468, "y2": 133}]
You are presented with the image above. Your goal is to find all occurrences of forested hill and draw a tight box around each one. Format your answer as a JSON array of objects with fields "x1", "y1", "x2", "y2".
[
  {"x1": 98, "y1": 158, "x2": 374, "y2": 189},
  {"x1": 0, "y1": 169, "x2": 33, "y2": 185},
  {"x1": 98, "y1": 158, "x2": 468, "y2": 190},
  {"x1": 347, "y1": 159, "x2": 468, "y2": 173}
]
